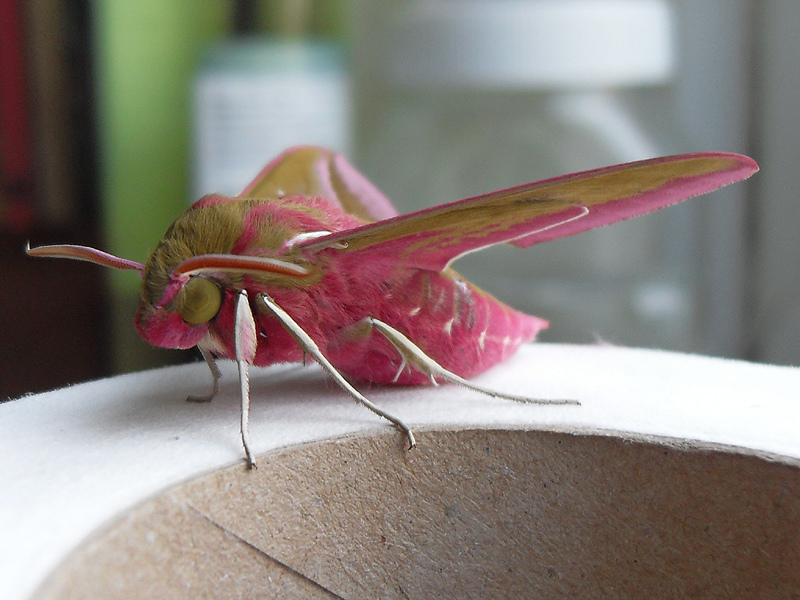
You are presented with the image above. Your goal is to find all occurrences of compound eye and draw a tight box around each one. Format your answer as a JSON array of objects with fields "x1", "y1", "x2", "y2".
[{"x1": 177, "y1": 277, "x2": 222, "y2": 324}]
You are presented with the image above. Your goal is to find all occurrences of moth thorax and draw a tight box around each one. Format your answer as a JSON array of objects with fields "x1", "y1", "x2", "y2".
[{"x1": 177, "y1": 277, "x2": 223, "y2": 324}]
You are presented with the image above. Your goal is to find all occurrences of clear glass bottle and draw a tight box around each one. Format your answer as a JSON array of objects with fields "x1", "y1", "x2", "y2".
[{"x1": 348, "y1": 0, "x2": 695, "y2": 349}]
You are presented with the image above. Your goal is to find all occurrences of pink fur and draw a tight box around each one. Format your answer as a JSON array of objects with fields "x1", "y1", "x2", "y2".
[{"x1": 136, "y1": 195, "x2": 547, "y2": 383}]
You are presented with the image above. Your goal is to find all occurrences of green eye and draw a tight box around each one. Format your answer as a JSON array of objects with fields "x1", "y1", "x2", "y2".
[{"x1": 177, "y1": 277, "x2": 222, "y2": 324}]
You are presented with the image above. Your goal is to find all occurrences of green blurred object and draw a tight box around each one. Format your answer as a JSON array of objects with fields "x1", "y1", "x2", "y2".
[
  {"x1": 93, "y1": 1, "x2": 230, "y2": 371},
  {"x1": 94, "y1": 1, "x2": 229, "y2": 283},
  {"x1": 91, "y1": 0, "x2": 346, "y2": 373}
]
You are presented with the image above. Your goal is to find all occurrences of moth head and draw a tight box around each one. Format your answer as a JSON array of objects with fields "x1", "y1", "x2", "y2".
[{"x1": 137, "y1": 252, "x2": 316, "y2": 347}]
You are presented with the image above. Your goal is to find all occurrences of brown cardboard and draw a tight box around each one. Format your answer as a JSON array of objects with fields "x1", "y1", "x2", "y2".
[{"x1": 35, "y1": 428, "x2": 800, "y2": 599}]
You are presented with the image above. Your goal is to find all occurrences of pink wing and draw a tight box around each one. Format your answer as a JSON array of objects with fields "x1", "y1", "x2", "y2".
[
  {"x1": 238, "y1": 145, "x2": 398, "y2": 222},
  {"x1": 299, "y1": 153, "x2": 759, "y2": 271}
]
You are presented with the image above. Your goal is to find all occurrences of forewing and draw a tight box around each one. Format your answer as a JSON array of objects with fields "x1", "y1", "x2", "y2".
[
  {"x1": 238, "y1": 146, "x2": 399, "y2": 221},
  {"x1": 299, "y1": 153, "x2": 758, "y2": 271}
]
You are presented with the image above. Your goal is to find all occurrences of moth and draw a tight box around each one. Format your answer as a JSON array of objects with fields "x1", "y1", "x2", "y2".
[{"x1": 28, "y1": 147, "x2": 758, "y2": 467}]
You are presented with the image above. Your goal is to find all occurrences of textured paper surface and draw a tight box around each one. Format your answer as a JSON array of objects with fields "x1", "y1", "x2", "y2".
[
  {"x1": 36, "y1": 429, "x2": 800, "y2": 599},
  {"x1": 2, "y1": 343, "x2": 800, "y2": 599}
]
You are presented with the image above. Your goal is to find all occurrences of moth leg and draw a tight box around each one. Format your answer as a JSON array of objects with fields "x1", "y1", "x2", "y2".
[
  {"x1": 235, "y1": 289, "x2": 258, "y2": 469},
  {"x1": 392, "y1": 358, "x2": 410, "y2": 383},
  {"x1": 367, "y1": 318, "x2": 580, "y2": 406},
  {"x1": 259, "y1": 292, "x2": 416, "y2": 449},
  {"x1": 187, "y1": 345, "x2": 222, "y2": 403}
]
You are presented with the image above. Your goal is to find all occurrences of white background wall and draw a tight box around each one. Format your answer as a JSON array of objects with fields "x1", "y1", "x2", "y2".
[{"x1": 752, "y1": 0, "x2": 800, "y2": 365}]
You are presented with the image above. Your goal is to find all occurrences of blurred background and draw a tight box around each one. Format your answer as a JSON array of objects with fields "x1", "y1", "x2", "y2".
[{"x1": 1, "y1": 0, "x2": 797, "y2": 400}]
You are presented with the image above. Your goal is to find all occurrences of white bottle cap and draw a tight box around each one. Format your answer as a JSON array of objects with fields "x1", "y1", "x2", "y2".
[{"x1": 387, "y1": 0, "x2": 674, "y2": 89}]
